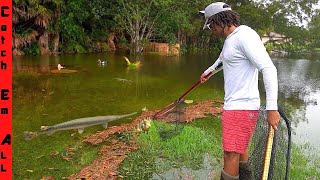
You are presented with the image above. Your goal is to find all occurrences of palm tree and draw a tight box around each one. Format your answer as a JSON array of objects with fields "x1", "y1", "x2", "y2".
[{"x1": 13, "y1": 0, "x2": 62, "y2": 55}]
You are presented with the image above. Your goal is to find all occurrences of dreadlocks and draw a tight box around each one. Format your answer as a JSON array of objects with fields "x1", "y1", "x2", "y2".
[{"x1": 208, "y1": 10, "x2": 240, "y2": 31}]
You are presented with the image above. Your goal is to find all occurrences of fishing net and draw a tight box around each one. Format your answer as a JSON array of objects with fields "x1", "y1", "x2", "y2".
[
  {"x1": 153, "y1": 63, "x2": 223, "y2": 140},
  {"x1": 153, "y1": 99, "x2": 186, "y2": 139},
  {"x1": 247, "y1": 106, "x2": 291, "y2": 180}
]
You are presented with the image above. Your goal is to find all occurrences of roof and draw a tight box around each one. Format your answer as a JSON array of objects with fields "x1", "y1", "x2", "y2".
[
  {"x1": 263, "y1": 32, "x2": 286, "y2": 38},
  {"x1": 261, "y1": 32, "x2": 290, "y2": 44}
]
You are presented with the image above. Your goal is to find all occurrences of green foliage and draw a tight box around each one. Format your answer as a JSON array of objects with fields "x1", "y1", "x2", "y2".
[
  {"x1": 308, "y1": 11, "x2": 320, "y2": 49},
  {"x1": 258, "y1": 0, "x2": 318, "y2": 26},
  {"x1": 258, "y1": 0, "x2": 319, "y2": 51},
  {"x1": 23, "y1": 43, "x2": 40, "y2": 55},
  {"x1": 100, "y1": 43, "x2": 111, "y2": 52},
  {"x1": 265, "y1": 43, "x2": 273, "y2": 54},
  {"x1": 64, "y1": 40, "x2": 87, "y2": 53},
  {"x1": 231, "y1": 2, "x2": 273, "y2": 34},
  {"x1": 115, "y1": 0, "x2": 179, "y2": 53},
  {"x1": 290, "y1": 143, "x2": 320, "y2": 179},
  {"x1": 13, "y1": 0, "x2": 320, "y2": 54},
  {"x1": 87, "y1": 0, "x2": 119, "y2": 42},
  {"x1": 59, "y1": 0, "x2": 89, "y2": 43}
]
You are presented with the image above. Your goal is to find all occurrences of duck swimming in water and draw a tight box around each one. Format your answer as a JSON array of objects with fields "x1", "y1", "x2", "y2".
[{"x1": 97, "y1": 59, "x2": 107, "y2": 65}]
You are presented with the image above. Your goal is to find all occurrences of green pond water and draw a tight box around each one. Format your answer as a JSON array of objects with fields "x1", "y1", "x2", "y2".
[{"x1": 12, "y1": 52, "x2": 320, "y2": 179}]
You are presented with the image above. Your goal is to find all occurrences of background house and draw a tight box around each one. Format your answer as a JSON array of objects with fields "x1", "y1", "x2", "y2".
[{"x1": 261, "y1": 32, "x2": 291, "y2": 44}]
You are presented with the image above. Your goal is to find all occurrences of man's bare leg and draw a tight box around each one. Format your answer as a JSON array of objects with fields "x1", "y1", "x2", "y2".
[
  {"x1": 224, "y1": 151, "x2": 240, "y2": 176},
  {"x1": 240, "y1": 150, "x2": 249, "y2": 161}
]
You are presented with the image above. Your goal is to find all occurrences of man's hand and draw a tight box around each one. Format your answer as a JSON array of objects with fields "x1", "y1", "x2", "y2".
[
  {"x1": 267, "y1": 110, "x2": 280, "y2": 130},
  {"x1": 200, "y1": 73, "x2": 209, "y2": 83}
]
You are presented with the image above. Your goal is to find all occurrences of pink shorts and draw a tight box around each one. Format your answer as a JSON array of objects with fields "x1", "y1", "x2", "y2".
[{"x1": 222, "y1": 109, "x2": 259, "y2": 154}]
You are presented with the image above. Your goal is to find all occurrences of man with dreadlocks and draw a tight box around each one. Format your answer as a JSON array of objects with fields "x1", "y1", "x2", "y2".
[{"x1": 199, "y1": 2, "x2": 280, "y2": 180}]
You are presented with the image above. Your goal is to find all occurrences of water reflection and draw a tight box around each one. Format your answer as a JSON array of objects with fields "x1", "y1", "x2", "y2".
[
  {"x1": 273, "y1": 58, "x2": 320, "y2": 148},
  {"x1": 300, "y1": 91, "x2": 320, "y2": 147},
  {"x1": 13, "y1": 55, "x2": 63, "y2": 73}
]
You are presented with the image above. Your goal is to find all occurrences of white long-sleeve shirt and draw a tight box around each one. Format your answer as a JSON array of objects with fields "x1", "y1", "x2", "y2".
[{"x1": 204, "y1": 25, "x2": 278, "y2": 110}]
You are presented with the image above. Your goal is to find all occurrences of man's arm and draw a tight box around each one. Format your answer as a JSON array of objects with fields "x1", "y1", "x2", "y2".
[
  {"x1": 240, "y1": 31, "x2": 280, "y2": 130},
  {"x1": 200, "y1": 58, "x2": 222, "y2": 83}
]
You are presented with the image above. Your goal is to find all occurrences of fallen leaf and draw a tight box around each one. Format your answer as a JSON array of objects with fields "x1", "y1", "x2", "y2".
[{"x1": 184, "y1": 100, "x2": 193, "y2": 104}]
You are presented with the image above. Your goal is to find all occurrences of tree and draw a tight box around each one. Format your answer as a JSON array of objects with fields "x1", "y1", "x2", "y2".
[
  {"x1": 258, "y1": 0, "x2": 318, "y2": 27},
  {"x1": 13, "y1": 0, "x2": 63, "y2": 55},
  {"x1": 153, "y1": 0, "x2": 212, "y2": 47},
  {"x1": 229, "y1": 1, "x2": 273, "y2": 35},
  {"x1": 58, "y1": 0, "x2": 90, "y2": 53},
  {"x1": 308, "y1": 10, "x2": 320, "y2": 49},
  {"x1": 86, "y1": 0, "x2": 119, "y2": 51},
  {"x1": 247, "y1": 0, "x2": 318, "y2": 51},
  {"x1": 116, "y1": 0, "x2": 178, "y2": 53}
]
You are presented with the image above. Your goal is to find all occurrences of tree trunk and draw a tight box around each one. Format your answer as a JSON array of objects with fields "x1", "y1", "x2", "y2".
[
  {"x1": 44, "y1": 32, "x2": 49, "y2": 50},
  {"x1": 39, "y1": 32, "x2": 51, "y2": 55},
  {"x1": 53, "y1": 33, "x2": 59, "y2": 53},
  {"x1": 131, "y1": 29, "x2": 143, "y2": 53},
  {"x1": 107, "y1": 32, "x2": 116, "y2": 51},
  {"x1": 38, "y1": 32, "x2": 49, "y2": 50}
]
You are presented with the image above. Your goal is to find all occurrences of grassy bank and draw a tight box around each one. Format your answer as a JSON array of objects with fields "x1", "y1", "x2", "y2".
[
  {"x1": 117, "y1": 117, "x2": 320, "y2": 179},
  {"x1": 290, "y1": 143, "x2": 320, "y2": 179},
  {"x1": 117, "y1": 116, "x2": 223, "y2": 179},
  {"x1": 13, "y1": 110, "x2": 320, "y2": 179}
]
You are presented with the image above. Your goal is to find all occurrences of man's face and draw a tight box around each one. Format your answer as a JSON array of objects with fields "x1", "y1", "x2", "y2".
[{"x1": 210, "y1": 24, "x2": 225, "y2": 37}]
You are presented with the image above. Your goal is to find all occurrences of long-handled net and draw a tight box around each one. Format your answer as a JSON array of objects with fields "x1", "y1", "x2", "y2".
[
  {"x1": 247, "y1": 105, "x2": 291, "y2": 180},
  {"x1": 152, "y1": 99, "x2": 186, "y2": 139},
  {"x1": 153, "y1": 63, "x2": 223, "y2": 139}
]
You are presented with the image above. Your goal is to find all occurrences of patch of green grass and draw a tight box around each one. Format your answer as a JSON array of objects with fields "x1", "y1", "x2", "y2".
[
  {"x1": 13, "y1": 137, "x2": 101, "y2": 179},
  {"x1": 118, "y1": 115, "x2": 320, "y2": 179},
  {"x1": 290, "y1": 143, "x2": 320, "y2": 179},
  {"x1": 117, "y1": 117, "x2": 223, "y2": 179}
]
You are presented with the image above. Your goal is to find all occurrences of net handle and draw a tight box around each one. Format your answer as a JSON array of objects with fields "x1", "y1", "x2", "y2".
[
  {"x1": 178, "y1": 64, "x2": 223, "y2": 101},
  {"x1": 154, "y1": 65, "x2": 223, "y2": 119},
  {"x1": 153, "y1": 99, "x2": 183, "y2": 118},
  {"x1": 262, "y1": 126, "x2": 275, "y2": 180}
]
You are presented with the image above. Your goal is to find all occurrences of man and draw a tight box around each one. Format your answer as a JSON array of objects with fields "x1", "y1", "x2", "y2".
[{"x1": 199, "y1": 2, "x2": 280, "y2": 180}]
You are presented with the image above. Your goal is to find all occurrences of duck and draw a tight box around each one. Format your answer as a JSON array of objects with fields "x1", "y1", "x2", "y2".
[
  {"x1": 97, "y1": 59, "x2": 107, "y2": 65},
  {"x1": 141, "y1": 117, "x2": 152, "y2": 133},
  {"x1": 57, "y1": 64, "x2": 65, "y2": 70},
  {"x1": 133, "y1": 117, "x2": 152, "y2": 134},
  {"x1": 142, "y1": 107, "x2": 148, "y2": 112},
  {"x1": 134, "y1": 124, "x2": 142, "y2": 133}
]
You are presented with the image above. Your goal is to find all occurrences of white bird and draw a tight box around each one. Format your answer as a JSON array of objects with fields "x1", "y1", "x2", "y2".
[{"x1": 57, "y1": 64, "x2": 65, "y2": 70}]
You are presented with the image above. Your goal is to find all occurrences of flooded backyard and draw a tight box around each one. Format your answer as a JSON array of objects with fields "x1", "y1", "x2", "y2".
[{"x1": 12, "y1": 53, "x2": 320, "y2": 179}]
